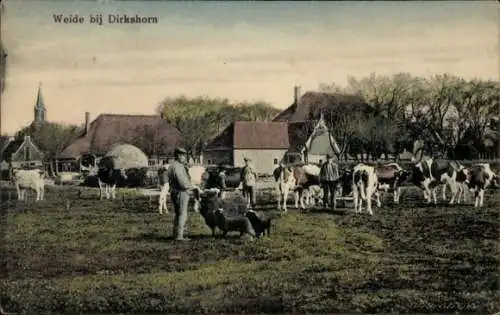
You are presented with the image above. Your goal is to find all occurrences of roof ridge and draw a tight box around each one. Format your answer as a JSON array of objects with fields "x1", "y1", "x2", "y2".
[{"x1": 98, "y1": 113, "x2": 160, "y2": 118}]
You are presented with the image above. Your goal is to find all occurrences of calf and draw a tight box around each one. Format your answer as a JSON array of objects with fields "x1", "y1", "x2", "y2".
[
  {"x1": 411, "y1": 158, "x2": 462, "y2": 204},
  {"x1": 11, "y1": 169, "x2": 45, "y2": 201},
  {"x1": 352, "y1": 164, "x2": 381, "y2": 215},
  {"x1": 374, "y1": 162, "x2": 411, "y2": 204},
  {"x1": 442, "y1": 165, "x2": 470, "y2": 204},
  {"x1": 467, "y1": 163, "x2": 498, "y2": 208},
  {"x1": 273, "y1": 164, "x2": 321, "y2": 212}
]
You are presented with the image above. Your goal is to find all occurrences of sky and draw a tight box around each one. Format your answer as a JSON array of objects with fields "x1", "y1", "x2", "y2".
[{"x1": 1, "y1": 1, "x2": 498, "y2": 134}]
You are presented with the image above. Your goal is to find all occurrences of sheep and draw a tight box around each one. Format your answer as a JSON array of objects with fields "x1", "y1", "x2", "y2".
[
  {"x1": 245, "y1": 209, "x2": 274, "y2": 238},
  {"x1": 214, "y1": 208, "x2": 256, "y2": 239}
]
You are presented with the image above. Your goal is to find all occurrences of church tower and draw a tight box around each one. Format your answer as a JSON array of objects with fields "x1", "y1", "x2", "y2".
[{"x1": 33, "y1": 82, "x2": 46, "y2": 122}]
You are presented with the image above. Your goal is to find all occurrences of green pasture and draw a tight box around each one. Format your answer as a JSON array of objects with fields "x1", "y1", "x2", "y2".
[{"x1": 0, "y1": 185, "x2": 498, "y2": 313}]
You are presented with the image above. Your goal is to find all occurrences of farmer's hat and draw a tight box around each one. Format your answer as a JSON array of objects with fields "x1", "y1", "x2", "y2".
[{"x1": 174, "y1": 147, "x2": 187, "y2": 156}]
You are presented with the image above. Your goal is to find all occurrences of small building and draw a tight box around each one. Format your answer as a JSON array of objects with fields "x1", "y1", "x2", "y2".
[
  {"x1": 58, "y1": 112, "x2": 183, "y2": 171},
  {"x1": 0, "y1": 135, "x2": 44, "y2": 171},
  {"x1": 203, "y1": 121, "x2": 290, "y2": 175},
  {"x1": 286, "y1": 114, "x2": 341, "y2": 164}
]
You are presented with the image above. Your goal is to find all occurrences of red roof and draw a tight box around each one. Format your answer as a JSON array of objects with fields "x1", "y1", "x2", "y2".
[{"x1": 205, "y1": 121, "x2": 289, "y2": 150}]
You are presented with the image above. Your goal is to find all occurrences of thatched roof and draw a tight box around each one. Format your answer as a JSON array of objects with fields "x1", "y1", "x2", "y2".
[
  {"x1": 59, "y1": 114, "x2": 183, "y2": 159},
  {"x1": 104, "y1": 144, "x2": 148, "y2": 169},
  {"x1": 273, "y1": 91, "x2": 373, "y2": 122}
]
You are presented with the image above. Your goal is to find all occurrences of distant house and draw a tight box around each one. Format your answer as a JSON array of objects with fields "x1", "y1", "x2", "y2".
[
  {"x1": 286, "y1": 114, "x2": 342, "y2": 164},
  {"x1": 0, "y1": 135, "x2": 44, "y2": 171},
  {"x1": 203, "y1": 121, "x2": 290, "y2": 175},
  {"x1": 58, "y1": 113, "x2": 183, "y2": 171}
]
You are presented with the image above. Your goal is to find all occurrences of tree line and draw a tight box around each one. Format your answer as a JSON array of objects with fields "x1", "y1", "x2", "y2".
[
  {"x1": 317, "y1": 73, "x2": 499, "y2": 160},
  {"x1": 2, "y1": 72, "x2": 498, "y2": 163}
]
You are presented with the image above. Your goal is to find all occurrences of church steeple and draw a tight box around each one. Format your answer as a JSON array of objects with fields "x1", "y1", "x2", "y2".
[{"x1": 34, "y1": 82, "x2": 46, "y2": 122}]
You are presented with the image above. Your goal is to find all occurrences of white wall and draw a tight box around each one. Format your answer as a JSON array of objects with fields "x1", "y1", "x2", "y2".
[{"x1": 234, "y1": 149, "x2": 287, "y2": 175}]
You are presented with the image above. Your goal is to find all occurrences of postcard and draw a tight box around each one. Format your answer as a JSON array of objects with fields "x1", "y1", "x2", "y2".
[{"x1": 0, "y1": 1, "x2": 499, "y2": 314}]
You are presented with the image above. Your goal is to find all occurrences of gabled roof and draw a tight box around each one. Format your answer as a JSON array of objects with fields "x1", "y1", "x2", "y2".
[
  {"x1": 0, "y1": 136, "x2": 44, "y2": 162},
  {"x1": 273, "y1": 91, "x2": 372, "y2": 122},
  {"x1": 59, "y1": 114, "x2": 183, "y2": 159},
  {"x1": 205, "y1": 121, "x2": 290, "y2": 150}
]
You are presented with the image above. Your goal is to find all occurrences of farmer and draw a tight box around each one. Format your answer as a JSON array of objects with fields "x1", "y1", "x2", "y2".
[
  {"x1": 319, "y1": 154, "x2": 340, "y2": 210},
  {"x1": 217, "y1": 164, "x2": 227, "y2": 199},
  {"x1": 166, "y1": 147, "x2": 193, "y2": 241},
  {"x1": 240, "y1": 157, "x2": 257, "y2": 209}
]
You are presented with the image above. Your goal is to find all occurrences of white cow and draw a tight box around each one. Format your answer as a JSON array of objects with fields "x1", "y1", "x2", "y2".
[
  {"x1": 157, "y1": 164, "x2": 208, "y2": 214},
  {"x1": 467, "y1": 163, "x2": 498, "y2": 208},
  {"x1": 11, "y1": 169, "x2": 45, "y2": 201},
  {"x1": 56, "y1": 172, "x2": 81, "y2": 185},
  {"x1": 352, "y1": 164, "x2": 380, "y2": 216}
]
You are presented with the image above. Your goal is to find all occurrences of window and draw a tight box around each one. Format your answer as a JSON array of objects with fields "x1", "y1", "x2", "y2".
[
  {"x1": 24, "y1": 147, "x2": 31, "y2": 161},
  {"x1": 207, "y1": 159, "x2": 212, "y2": 165},
  {"x1": 319, "y1": 159, "x2": 323, "y2": 164},
  {"x1": 273, "y1": 158, "x2": 278, "y2": 165}
]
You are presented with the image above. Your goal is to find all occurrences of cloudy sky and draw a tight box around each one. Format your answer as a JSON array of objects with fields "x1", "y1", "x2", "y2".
[{"x1": 1, "y1": 1, "x2": 498, "y2": 134}]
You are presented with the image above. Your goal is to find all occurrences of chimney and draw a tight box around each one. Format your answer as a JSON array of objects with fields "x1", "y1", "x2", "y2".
[
  {"x1": 24, "y1": 135, "x2": 30, "y2": 142},
  {"x1": 294, "y1": 86, "x2": 301, "y2": 106},
  {"x1": 85, "y1": 112, "x2": 90, "y2": 134}
]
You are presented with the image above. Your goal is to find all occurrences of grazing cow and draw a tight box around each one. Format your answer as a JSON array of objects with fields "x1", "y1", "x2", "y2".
[
  {"x1": 157, "y1": 164, "x2": 208, "y2": 214},
  {"x1": 273, "y1": 164, "x2": 321, "y2": 212},
  {"x1": 97, "y1": 156, "x2": 128, "y2": 200},
  {"x1": 374, "y1": 162, "x2": 411, "y2": 204},
  {"x1": 467, "y1": 163, "x2": 498, "y2": 208},
  {"x1": 11, "y1": 169, "x2": 45, "y2": 201},
  {"x1": 351, "y1": 164, "x2": 381, "y2": 215},
  {"x1": 411, "y1": 158, "x2": 465, "y2": 204}
]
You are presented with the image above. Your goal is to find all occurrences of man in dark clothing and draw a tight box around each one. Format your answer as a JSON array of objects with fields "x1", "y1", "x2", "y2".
[
  {"x1": 166, "y1": 147, "x2": 193, "y2": 241},
  {"x1": 319, "y1": 154, "x2": 340, "y2": 210},
  {"x1": 240, "y1": 157, "x2": 257, "y2": 209}
]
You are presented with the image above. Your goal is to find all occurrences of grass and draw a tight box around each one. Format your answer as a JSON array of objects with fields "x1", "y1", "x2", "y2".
[{"x1": 0, "y1": 184, "x2": 499, "y2": 314}]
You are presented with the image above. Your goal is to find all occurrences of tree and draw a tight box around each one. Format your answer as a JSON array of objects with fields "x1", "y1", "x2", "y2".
[
  {"x1": 157, "y1": 96, "x2": 281, "y2": 162},
  {"x1": 15, "y1": 122, "x2": 83, "y2": 161}
]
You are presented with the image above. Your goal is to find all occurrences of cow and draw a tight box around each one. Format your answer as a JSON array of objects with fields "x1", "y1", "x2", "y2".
[
  {"x1": 273, "y1": 163, "x2": 321, "y2": 212},
  {"x1": 351, "y1": 164, "x2": 381, "y2": 215},
  {"x1": 373, "y1": 162, "x2": 411, "y2": 204},
  {"x1": 157, "y1": 164, "x2": 208, "y2": 214},
  {"x1": 411, "y1": 157, "x2": 465, "y2": 204},
  {"x1": 96, "y1": 156, "x2": 128, "y2": 200},
  {"x1": 11, "y1": 169, "x2": 45, "y2": 201},
  {"x1": 203, "y1": 166, "x2": 244, "y2": 190},
  {"x1": 466, "y1": 163, "x2": 498, "y2": 208},
  {"x1": 442, "y1": 165, "x2": 470, "y2": 204}
]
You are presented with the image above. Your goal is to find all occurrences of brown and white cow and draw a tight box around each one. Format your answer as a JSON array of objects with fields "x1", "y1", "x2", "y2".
[
  {"x1": 273, "y1": 164, "x2": 321, "y2": 212},
  {"x1": 373, "y1": 162, "x2": 411, "y2": 204},
  {"x1": 351, "y1": 164, "x2": 381, "y2": 215},
  {"x1": 466, "y1": 163, "x2": 498, "y2": 208},
  {"x1": 411, "y1": 157, "x2": 467, "y2": 204}
]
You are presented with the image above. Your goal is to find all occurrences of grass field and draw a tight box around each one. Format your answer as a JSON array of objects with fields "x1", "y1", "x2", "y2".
[{"x1": 0, "y1": 184, "x2": 499, "y2": 314}]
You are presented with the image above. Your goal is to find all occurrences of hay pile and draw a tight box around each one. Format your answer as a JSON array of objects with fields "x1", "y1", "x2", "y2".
[{"x1": 104, "y1": 144, "x2": 149, "y2": 169}]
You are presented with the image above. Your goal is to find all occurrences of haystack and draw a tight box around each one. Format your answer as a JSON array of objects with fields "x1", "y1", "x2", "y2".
[{"x1": 104, "y1": 143, "x2": 149, "y2": 169}]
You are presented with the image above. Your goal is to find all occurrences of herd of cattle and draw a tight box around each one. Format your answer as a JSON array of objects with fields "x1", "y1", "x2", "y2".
[{"x1": 8, "y1": 156, "x2": 500, "y2": 217}]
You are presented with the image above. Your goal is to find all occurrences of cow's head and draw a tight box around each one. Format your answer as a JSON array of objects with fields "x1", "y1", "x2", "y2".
[{"x1": 396, "y1": 169, "x2": 412, "y2": 186}]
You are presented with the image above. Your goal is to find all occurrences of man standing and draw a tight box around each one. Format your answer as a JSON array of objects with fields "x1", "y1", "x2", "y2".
[
  {"x1": 319, "y1": 154, "x2": 339, "y2": 210},
  {"x1": 240, "y1": 157, "x2": 257, "y2": 209},
  {"x1": 166, "y1": 147, "x2": 193, "y2": 241}
]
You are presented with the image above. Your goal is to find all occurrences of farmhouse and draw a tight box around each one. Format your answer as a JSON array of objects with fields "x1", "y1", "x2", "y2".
[
  {"x1": 58, "y1": 113, "x2": 183, "y2": 171},
  {"x1": 203, "y1": 121, "x2": 290, "y2": 175},
  {"x1": 0, "y1": 135, "x2": 44, "y2": 172}
]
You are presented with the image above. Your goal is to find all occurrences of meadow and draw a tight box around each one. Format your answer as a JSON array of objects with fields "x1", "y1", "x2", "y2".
[{"x1": 0, "y1": 184, "x2": 498, "y2": 314}]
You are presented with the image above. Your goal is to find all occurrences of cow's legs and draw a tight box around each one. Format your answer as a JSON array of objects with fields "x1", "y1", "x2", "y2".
[
  {"x1": 431, "y1": 186, "x2": 438, "y2": 204},
  {"x1": 479, "y1": 189, "x2": 485, "y2": 207},
  {"x1": 447, "y1": 181, "x2": 458, "y2": 205},
  {"x1": 16, "y1": 184, "x2": 22, "y2": 200},
  {"x1": 276, "y1": 187, "x2": 282, "y2": 211},
  {"x1": 40, "y1": 186, "x2": 44, "y2": 201},
  {"x1": 193, "y1": 198, "x2": 200, "y2": 212},
  {"x1": 35, "y1": 188, "x2": 40, "y2": 201},
  {"x1": 110, "y1": 184, "x2": 116, "y2": 200},
  {"x1": 366, "y1": 192, "x2": 374, "y2": 215},
  {"x1": 353, "y1": 187, "x2": 360, "y2": 213},
  {"x1": 282, "y1": 186, "x2": 290, "y2": 213},
  {"x1": 374, "y1": 190, "x2": 382, "y2": 208},
  {"x1": 442, "y1": 184, "x2": 447, "y2": 201}
]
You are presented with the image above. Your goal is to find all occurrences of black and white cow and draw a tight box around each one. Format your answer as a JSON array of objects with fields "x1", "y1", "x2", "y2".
[
  {"x1": 373, "y1": 162, "x2": 411, "y2": 204},
  {"x1": 466, "y1": 163, "x2": 499, "y2": 208},
  {"x1": 411, "y1": 157, "x2": 468, "y2": 204},
  {"x1": 97, "y1": 156, "x2": 128, "y2": 200}
]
